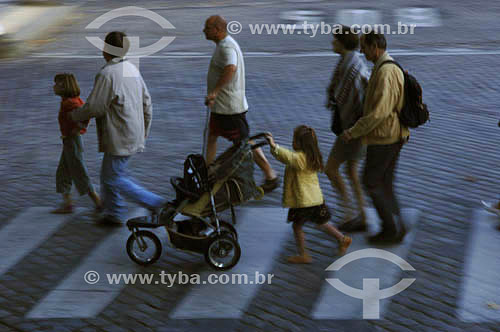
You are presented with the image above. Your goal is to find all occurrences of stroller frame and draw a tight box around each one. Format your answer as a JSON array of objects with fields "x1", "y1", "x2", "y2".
[
  {"x1": 125, "y1": 131, "x2": 269, "y2": 270},
  {"x1": 125, "y1": 161, "x2": 240, "y2": 270}
]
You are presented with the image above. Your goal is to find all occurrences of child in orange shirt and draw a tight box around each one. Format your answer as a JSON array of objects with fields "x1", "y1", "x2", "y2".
[{"x1": 52, "y1": 73, "x2": 101, "y2": 213}]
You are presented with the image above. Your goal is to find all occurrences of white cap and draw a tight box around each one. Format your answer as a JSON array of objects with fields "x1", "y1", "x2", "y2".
[{"x1": 103, "y1": 35, "x2": 130, "y2": 57}]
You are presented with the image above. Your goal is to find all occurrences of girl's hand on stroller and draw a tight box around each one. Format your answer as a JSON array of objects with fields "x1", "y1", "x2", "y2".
[{"x1": 264, "y1": 133, "x2": 276, "y2": 149}]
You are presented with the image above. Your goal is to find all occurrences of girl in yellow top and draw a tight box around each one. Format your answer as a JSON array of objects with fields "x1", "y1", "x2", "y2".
[{"x1": 265, "y1": 126, "x2": 352, "y2": 264}]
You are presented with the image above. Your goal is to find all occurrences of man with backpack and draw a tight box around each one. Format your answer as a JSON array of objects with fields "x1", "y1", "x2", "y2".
[{"x1": 340, "y1": 31, "x2": 409, "y2": 243}]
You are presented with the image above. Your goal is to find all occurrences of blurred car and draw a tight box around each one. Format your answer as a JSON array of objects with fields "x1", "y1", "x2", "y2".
[{"x1": 0, "y1": 1, "x2": 75, "y2": 58}]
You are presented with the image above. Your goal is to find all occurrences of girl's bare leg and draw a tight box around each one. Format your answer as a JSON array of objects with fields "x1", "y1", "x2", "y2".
[
  {"x1": 317, "y1": 223, "x2": 352, "y2": 256},
  {"x1": 288, "y1": 223, "x2": 312, "y2": 264}
]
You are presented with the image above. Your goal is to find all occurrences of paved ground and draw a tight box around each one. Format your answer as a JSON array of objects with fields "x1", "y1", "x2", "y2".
[{"x1": 1, "y1": 0, "x2": 500, "y2": 331}]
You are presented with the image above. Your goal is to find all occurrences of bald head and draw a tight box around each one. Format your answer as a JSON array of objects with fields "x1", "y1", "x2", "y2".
[
  {"x1": 204, "y1": 15, "x2": 228, "y2": 42},
  {"x1": 207, "y1": 15, "x2": 227, "y2": 31}
]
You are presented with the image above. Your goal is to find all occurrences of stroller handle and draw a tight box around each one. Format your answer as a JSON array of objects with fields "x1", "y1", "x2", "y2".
[
  {"x1": 251, "y1": 142, "x2": 268, "y2": 150},
  {"x1": 248, "y1": 133, "x2": 269, "y2": 150},
  {"x1": 248, "y1": 133, "x2": 268, "y2": 141}
]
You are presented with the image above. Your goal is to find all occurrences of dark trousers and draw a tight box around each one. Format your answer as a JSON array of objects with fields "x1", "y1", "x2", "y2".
[{"x1": 363, "y1": 141, "x2": 404, "y2": 235}]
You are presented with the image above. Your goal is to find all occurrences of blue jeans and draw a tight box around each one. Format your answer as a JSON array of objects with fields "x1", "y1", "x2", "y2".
[{"x1": 100, "y1": 153, "x2": 164, "y2": 221}]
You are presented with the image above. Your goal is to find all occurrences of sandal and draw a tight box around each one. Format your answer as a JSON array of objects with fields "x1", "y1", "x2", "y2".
[
  {"x1": 51, "y1": 205, "x2": 74, "y2": 214},
  {"x1": 338, "y1": 235, "x2": 352, "y2": 256},
  {"x1": 287, "y1": 254, "x2": 312, "y2": 264}
]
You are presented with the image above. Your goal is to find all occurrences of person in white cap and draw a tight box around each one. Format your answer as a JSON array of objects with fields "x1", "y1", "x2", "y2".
[{"x1": 72, "y1": 31, "x2": 164, "y2": 224}]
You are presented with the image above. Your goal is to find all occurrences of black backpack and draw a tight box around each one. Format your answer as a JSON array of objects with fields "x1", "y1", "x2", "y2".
[{"x1": 380, "y1": 61, "x2": 429, "y2": 128}]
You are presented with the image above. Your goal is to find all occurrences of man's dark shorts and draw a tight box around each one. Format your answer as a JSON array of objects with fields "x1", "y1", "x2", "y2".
[{"x1": 209, "y1": 111, "x2": 250, "y2": 142}]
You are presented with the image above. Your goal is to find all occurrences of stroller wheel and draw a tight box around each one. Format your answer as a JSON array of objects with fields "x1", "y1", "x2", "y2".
[
  {"x1": 204, "y1": 234, "x2": 241, "y2": 271},
  {"x1": 126, "y1": 230, "x2": 162, "y2": 266}
]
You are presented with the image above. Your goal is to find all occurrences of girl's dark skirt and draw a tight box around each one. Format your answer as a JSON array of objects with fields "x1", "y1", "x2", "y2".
[{"x1": 287, "y1": 203, "x2": 332, "y2": 226}]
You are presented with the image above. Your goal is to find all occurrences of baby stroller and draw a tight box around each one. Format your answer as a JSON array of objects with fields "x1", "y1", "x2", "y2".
[{"x1": 125, "y1": 133, "x2": 269, "y2": 271}]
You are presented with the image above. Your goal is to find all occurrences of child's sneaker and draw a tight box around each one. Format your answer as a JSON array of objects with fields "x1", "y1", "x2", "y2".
[
  {"x1": 287, "y1": 254, "x2": 312, "y2": 264},
  {"x1": 338, "y1": 235, "x2": 352, "y2": 256}
]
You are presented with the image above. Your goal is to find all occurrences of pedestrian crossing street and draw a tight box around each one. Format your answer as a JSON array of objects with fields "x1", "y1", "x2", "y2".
[{"x1": 0, "y1": 206, "x2": 499, "y2": 323}]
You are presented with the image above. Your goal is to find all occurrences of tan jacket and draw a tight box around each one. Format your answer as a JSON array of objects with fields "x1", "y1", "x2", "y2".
[
  {"x1": 271, "y1": 145, "x2": 324, "y2": 208},
  {"x1": 72, "y1": 58, "x2": 153, "y2": 156},
  {"x1": 348, "y1": 52, "x2": 410, "y2": 145}
]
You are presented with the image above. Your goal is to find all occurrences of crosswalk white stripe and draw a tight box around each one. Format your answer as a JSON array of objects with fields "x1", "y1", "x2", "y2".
[
  {"x1": 26, "y1": 208, "x2": 154, "y2": 319},
  {"x1": 458, "y1": 209, "x2": 500, "y2": 322},
  {"x1": 0, "y1": 207, "x2": 77, "y2": 277},
  {"x1": 312, "y1": 208, "x2": 420, "y2": 320},
  {"x1": 169, "y1": 207, "x2": 290, "y2": 319}
]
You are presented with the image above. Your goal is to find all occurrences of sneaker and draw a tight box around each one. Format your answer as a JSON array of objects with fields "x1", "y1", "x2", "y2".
[
  {"x1": 338, "y1": 235, "x2": 352, "y2": 256},
  {"x1": 338, "y1": 215, "x2": 367, "y2": 233},
  {"x1": 367, "y1": 231, "x2": 401, "y2": 244},
  {"x1": 481, "y1": 200, "x2": 500, "y2": 217},
  {"x1": 96, "y1": 215, "x2": 123, "y2": 226},
  {"x1": 287, "y1": 254, "x2": 312, "y2": 264},
  {"x1": 261, "y1": 177, "x2": 279, "y2": 194}
]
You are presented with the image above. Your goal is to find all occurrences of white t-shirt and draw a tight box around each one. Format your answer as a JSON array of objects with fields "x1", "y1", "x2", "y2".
[{"x1": 207, "y1": 35, "x2": 248, "y2": 115}]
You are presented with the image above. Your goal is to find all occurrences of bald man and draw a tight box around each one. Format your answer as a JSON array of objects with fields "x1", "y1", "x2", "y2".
[{"x1": 204, "y1": 15, "x2": 278, "y2": 193}]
